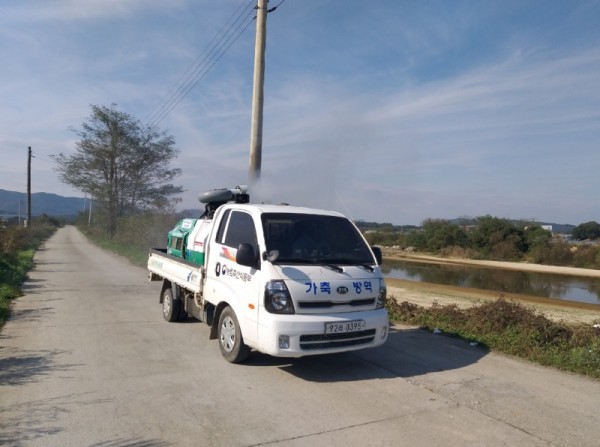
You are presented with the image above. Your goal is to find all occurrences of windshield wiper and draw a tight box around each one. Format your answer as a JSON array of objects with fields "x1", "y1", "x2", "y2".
[
  {"x1": 324, "y1": 258, "x2": 375, "y2": 272},
  {"x1": 283, "y1": 258, "x2": 344, "y2": 273}
]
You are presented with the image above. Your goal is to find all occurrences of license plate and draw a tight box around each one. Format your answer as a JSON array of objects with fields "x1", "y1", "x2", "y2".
[{"x1": 325, "y1": 320, "x2": 365, "y2": 334}]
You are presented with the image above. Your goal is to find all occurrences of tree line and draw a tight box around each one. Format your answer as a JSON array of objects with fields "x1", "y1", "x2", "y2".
[{"x1": 362, "y1": 217, "x2": 600, "y2": 269}]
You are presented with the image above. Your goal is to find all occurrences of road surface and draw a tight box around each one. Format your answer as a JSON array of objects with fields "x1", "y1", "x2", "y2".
[{"x1": 1, "y1": 226, "x2": 599, "y2": 446}]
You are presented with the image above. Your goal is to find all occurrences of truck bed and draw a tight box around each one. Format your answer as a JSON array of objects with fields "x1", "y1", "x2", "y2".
[{"x1": 148, "y1": 248, "x2": 204, "y2": 294}]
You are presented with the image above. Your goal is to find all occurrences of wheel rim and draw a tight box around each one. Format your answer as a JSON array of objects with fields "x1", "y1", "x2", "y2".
[
  {"x1": 163, "y1": 294, "x2": 171, "y2": 317},
  {"x1": 220, "y1": 315, "x2": 236, "y2": 353}
]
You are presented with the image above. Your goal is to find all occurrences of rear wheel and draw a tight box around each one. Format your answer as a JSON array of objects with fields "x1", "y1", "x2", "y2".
[
  {"x1": 218, "y1": 306, "x2": 250, "y2": 363},
  {"x1": 162, "y1": 288, "x2": 181, "y2": 322}
]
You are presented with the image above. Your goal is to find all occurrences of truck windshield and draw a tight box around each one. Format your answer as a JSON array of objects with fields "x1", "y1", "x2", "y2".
[{"x1": 261, "y1": 213, "x2": 375, "y2": 265}]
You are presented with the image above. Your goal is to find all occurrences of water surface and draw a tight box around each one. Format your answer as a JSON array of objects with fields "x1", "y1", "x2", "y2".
[{"x1": 382, "y1": 259, "x2": 600, "y2": 305}]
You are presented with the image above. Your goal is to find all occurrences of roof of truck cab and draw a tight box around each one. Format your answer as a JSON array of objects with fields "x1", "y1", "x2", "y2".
[{"x1": 219, "y1": 202, "x2": 346, "y2": 218}]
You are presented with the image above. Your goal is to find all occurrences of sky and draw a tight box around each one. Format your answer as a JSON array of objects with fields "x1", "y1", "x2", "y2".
[{"x1": 1, "y1": 0, "x2": 599, "y2": 226}]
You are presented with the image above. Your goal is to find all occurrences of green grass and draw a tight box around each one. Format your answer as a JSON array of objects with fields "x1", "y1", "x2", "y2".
[
  {"x1": 0, "y1": 223, "x2": 58, "y2": 329},
  {"x1": 0, "y1": 249, "x2": 36, "y2": 326},
  {"x1": 90, "y1": 236, "x2": 148, "y2": 266},
  {"x1": 387, "y1": 297, "x2": 600, "y2": 379},
  {"x1": 78, "y1": 212, "x2": 175, "y2": 267}
]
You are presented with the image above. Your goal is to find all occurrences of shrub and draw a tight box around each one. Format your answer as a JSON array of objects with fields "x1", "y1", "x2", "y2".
[
  {"x1": 0, "y1": 226, "x2": 26, "y2": 254},
  {"x1": 386, "y1": 297, "x2": 600, "y2": 379},
  {"x1": 572, "y1": 245, "x2": 600, "y2": 269}
]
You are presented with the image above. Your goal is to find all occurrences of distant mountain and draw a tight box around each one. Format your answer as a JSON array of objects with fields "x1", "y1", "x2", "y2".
[{"x1": 0, "y1": 189, "x2": 85, "y2": 218}]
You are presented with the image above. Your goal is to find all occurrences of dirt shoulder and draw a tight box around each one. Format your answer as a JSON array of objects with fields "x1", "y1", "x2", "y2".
[{"x1": 383, "y1": 252, "x2": 600, "y2": 325}]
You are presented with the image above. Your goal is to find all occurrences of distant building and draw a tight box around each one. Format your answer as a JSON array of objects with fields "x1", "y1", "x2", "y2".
[{"x1": 541, "y1": 225, "x2": 553, "y2": 232}]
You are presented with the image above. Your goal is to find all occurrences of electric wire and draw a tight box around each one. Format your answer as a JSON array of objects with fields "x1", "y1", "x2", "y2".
[
  {"x1": 145, "y1": 0, "x2": 256, "y2": 127},
  {"x1": 31, "y1": 151, "x2": 53, "y2": 163},
  {"x1": 268, "y1": 0, "x2": 287, "y2": 13},
  {"x1": 144, "y1": 0, "x2": 254, "y2": 125}
]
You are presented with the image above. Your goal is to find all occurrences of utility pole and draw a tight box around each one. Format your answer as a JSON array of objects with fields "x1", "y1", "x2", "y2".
[
  {"x1": 88, "y1": 194, "x2": 93, "y2": 225},
  {"x1": 27, "y1": 146, "x2": 32, "y2": 227},
  {"x1": 248, "y1": 0, "x2": 268, "y2": 182}
]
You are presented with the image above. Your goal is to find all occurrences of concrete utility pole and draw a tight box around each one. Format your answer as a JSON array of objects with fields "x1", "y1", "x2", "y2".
[
  {"x1": 248, "y1": 0, "x2": 268, "y2": 182},
  {"x1": 27, "y1": 146, "x2": 32, "y2": 227}
]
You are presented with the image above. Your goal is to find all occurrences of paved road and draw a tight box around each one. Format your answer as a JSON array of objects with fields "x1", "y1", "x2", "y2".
[{"x1": 1, "y1": 226, "x2": 599, "y2": 447}]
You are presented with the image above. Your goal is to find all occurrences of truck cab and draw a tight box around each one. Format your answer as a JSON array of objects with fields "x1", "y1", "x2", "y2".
[{"x1": 203, "y1": 202, "x2": 388, "y2": 362}]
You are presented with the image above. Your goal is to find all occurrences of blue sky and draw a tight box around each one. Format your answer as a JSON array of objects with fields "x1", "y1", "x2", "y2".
[{"x1": 1, "y1": 0, "x2": 599, "y2": 225}]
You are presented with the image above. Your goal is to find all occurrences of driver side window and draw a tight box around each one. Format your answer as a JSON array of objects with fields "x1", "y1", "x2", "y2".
[{"x1": 222, "y1": 211, "x2": 258, "y2": 252}]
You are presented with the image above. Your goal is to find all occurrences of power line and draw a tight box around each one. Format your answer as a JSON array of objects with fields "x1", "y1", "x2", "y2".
[
  {"x1": 268, "y1": 0, "x2": 287, "y2": 13},
  {"x1": 145, "y1": 0, "x2": 254, "y2": 124},
  {"x1": 31, "y1": 151, "x2": 53, "y2": 163},
  {"x1": 145, "y1": 0, "x2": 256, "y2": 127}
]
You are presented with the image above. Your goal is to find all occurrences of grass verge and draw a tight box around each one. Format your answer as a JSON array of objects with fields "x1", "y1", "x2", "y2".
[
  {"x1": 0, "y1": 250, "x2": 35, "y2": 324},
  {"x1": 386, "y1": 297, "x2": 600, "y2": 380},
  {"x1": 88, "y1": 236, "x2": 148, "y2": 266},
  {"x1": 0, "y1": 223, "x2": 58, "y2": 329}
]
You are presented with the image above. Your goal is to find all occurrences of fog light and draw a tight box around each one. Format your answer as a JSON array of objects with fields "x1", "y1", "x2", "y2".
[
  {"x1": 278, "y1": 335, "x2": 290, "y2": 349},
  {"x1": 381, "y1": 325, "x2": 388, "y2": 339}
]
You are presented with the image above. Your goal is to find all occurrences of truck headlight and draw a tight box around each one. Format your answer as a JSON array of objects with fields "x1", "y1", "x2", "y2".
[
  {"x1": 376, "y1": 283, "x2": 387, "y2": 309},
  {"x1": 265, "y1": 280, "x2": 295, "y2": 314}
]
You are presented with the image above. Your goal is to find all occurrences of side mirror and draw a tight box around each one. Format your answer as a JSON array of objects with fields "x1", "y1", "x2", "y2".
[
  {"x1": 237, "y1": 243, "x2": 260, "y2": 269},
  {"x1": 371, "y1": 246, "x2": 383, "y2": 265}
]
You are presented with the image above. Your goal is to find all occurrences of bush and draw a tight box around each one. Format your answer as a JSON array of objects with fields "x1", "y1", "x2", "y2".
[
  {"x1": 0, "y1": 226, "x2": 26, "y2": 254},
  {"x1": 1, "y1": 221, "x2": 59, "y2": 328},
  {"x1": 387, "y1": 297, "x2": 600, "y2": 379},
  {"x1": 572, "y1": 245, "x2": 600, "y2": 269},
  {"x1": 530, "y1": 240, "x2": 574, "y2": 266}
]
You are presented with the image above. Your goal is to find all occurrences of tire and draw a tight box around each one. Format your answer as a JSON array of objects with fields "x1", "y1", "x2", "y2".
[
  {"x1": 218, "y1": 306, "x2": 250, "y2": 363},
  {"x1": 162, "y1": 288, "x2": 181, "y2": 322}
]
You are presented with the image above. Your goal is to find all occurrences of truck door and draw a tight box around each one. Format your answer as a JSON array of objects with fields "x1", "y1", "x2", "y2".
[{"x1": 205, "y1": 209, "x2": 260, "y2": 345}]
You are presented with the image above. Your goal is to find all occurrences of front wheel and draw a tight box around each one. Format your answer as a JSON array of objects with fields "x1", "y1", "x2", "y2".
[{"x1": 218, "y1": 306, "x2": 250, "y2": 363}]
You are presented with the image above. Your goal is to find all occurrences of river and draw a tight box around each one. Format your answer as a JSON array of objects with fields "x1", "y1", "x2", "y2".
[{"x1": 381, "y1": 259, "x2": 600, "y2": 305}]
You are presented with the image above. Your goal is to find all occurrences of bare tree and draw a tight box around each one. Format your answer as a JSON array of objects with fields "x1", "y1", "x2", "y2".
[{"x1": 53, "y1": 104, "x2": 183, "y2": 235}]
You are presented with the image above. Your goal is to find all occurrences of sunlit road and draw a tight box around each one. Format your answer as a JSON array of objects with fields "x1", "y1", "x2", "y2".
[{"x1": 1, "y1": 226, "x2": 599, "y2": 446}]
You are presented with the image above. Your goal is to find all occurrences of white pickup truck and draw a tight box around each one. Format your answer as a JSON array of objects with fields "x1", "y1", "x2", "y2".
[{"x1": 148, "y1": 187, "x2": 389, "y2": 363}]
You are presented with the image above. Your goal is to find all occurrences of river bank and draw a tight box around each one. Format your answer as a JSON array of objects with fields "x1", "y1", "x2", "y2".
[{"x1": 382, "y1": 250, "x2": 600, "y2": 325}]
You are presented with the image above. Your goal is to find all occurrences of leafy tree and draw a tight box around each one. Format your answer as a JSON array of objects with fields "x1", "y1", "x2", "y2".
[
  {"x1": 53, "y1": 104, "x2": 183, "y2": 236},
  {"x1": 469, "y1": 215, "x2": 526, "y2": 260},
  {"x1": 419, "y1": 219, "x2": 468, "y2": 252},
  {"x1": 524, "y1": 225, "x2": 552, "y2": 251},
  {"x1": 571, "y1": 221, "x2": 600, "y2": 240}
]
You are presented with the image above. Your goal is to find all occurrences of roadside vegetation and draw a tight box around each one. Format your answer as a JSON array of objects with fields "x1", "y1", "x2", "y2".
[
  {"x1": 0, "y1": 216, "x2": 61, "y2": 328},
  {"x1": 386, "y1": 297, "x2": 600, "y2": 379},
  {"x1": 51, "y1": 103, "x2": 185, "y2": 266},
  {"x1": 75, "y1": 210, "x2": 178, "y2": 266},
  {"x1": 362, "y1": 216, "x2": 600, "y2": 270}
]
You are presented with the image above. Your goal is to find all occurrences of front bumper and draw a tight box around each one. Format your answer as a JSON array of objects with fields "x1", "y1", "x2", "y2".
[{"x1": 255, "y1": 308, "x2": 389, "y2": 357}]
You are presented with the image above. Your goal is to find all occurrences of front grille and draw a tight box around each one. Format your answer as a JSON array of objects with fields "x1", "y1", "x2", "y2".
[
  {"x1": 299, "y1": 329, "x2": 376, "y2": 350},
  {"x1": 297, "y1": 298, "x2": 375, "y2": 309}
]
